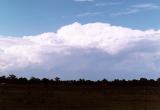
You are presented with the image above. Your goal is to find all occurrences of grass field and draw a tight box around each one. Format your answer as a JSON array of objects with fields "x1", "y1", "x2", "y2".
[{"x1": 0, "y1": 84, "x2": 160, "y2": 110}]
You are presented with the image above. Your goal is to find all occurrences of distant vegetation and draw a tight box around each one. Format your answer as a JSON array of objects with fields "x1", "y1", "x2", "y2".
[{"x1": 1, "y1": 74, "x2": 160, "y2": 87}]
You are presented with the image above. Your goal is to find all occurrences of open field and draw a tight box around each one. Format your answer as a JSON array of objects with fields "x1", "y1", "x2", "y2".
[{"x1": 1, "y1": 84, "x2": 160, "y2": 110}]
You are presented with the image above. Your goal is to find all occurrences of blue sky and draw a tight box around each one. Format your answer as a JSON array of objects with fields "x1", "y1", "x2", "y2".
[
  {"x1": 0, "y1": 0, "x2": 160, "y2": 80},
  {"x1": 0, "y1": 0, "x2": 160, "y2": 36}
]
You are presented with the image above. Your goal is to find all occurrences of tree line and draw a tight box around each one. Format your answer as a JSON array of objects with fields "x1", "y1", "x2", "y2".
[{"x1": 1, "y1": 74, "x2": 160, "y2": 87}]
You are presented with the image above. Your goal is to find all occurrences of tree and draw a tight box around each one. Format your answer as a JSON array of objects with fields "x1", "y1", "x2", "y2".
[
  {"x1": 8, "y1": 74, "x2": 17, "y2": 80},
  {"x1": 55, "y1": 77, "x2": 60, "y2": 82},
  {"x1": 157, "y1": 78, "x2": 160, "y2": 82},
  {"x1": 42, "y1": 78, "x2": 49, "y2": 83},
  {"x1": 140, "y1": 78, "x2": 148, "y2": 82},
  {"x1": 0, "y1": 76, "x2": 6, "y2": 83},
  {"x1": 7, "y1": 74, "x2": 17, "y2": 83},
  {"x1": 102, "y1": 78, "x2": 108, "y2": 83},
  {"x1": 18, "y1": 77, "x2": 28, "y2": 83},
  {"x1": 30, "y1": 77, "x2": 40, "y2": 84}
]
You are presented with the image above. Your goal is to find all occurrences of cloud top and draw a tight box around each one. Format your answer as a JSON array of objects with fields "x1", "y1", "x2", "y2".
[{"x1": 57, "y1": 22, "x2": 160, "y2": 54}]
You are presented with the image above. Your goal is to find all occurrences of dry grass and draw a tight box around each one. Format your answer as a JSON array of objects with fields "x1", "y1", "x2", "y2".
[{"x1": 0, "y1": 85, "x2": 160, "y2": 110}]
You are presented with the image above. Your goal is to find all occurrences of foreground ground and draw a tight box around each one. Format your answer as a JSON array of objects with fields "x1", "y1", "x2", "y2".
[{"x1": 0, "y1": 84, "x2": 160, "y2": 110}]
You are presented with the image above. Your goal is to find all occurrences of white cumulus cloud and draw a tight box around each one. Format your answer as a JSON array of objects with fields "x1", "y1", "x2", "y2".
[{"x1": 0, "y1": 22, "x2": 160, "y2": 79}]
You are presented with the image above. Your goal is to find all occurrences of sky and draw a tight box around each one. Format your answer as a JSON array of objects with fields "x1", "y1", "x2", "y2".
[
  {"x1": 0, "y1": 0, "x2": 160, "y2": 80},
  {"x1": 0, "y1": 0, "x2": 160, "y2": 36}
]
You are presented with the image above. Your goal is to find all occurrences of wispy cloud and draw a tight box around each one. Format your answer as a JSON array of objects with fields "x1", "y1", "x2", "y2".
[
  {"x1": 74, "y1": 0, "x2": 94, "y2": 2},
  {"x1": 112, "y1": 3, "x2": 159, "y2": 16},
  {"x1": 76, "y1": 12, "x2": 101, "y2": 17},
  {"x1": 111, "y1": 9, "x2": 140, "y2": 16},
  {"x1": 132, "y1": 3, "x2": 159, "y2": 9},
  {"x1": 95, "y1": 2, "x2": 121, "y2": 7}
]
